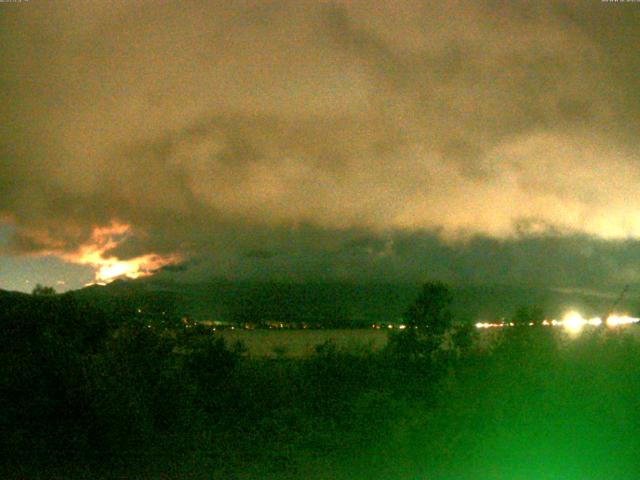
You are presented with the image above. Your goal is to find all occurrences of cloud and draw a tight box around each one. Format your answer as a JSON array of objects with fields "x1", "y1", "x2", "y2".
[
  {"x1": 0, "y1": 1, "x2": 639, "y2": 286},
  {"x1": 147, "y1": 227, "x2": 640, "y2": 290}
]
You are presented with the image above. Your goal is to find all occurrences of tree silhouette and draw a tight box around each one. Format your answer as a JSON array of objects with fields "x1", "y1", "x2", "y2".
[
  {"x1": 403, "y1": 281, "x2": 453, "y2": 335},
  {"x1": 32, "y1": 284, "x2": 56, "y2": 296},
  {"x1": 387, "y1": 282, "x2": 455, "y2": 362}
]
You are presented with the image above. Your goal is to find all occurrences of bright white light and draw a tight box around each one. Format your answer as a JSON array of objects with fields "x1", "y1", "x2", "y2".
[
  {"x1": 588, "y1": 317, "x2": 602, "y2": 327},
  {"x1": 606, "y1": 314, "x2": 640, "y2": 327},
  {"x1": 474, "y1": 311, "x2": 638, "y2": 332},
  {"x1": 562, "y1": 311, "x2": 586, "y2": 334}
]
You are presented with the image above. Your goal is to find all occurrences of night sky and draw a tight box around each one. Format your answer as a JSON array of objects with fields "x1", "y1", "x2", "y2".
[{"x1": 1, "y1": 1, "x2": 639, "y2": 292}]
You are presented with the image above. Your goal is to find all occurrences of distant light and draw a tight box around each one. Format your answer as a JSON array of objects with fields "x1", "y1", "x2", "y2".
[
  {"x1": 474, "y1": 311, "x2": 638, "y2": 333},
  {"x1": 562, "y1": 311, "x2": 586, "y2": 334},
  {"x1": 399, "y1": 324, "x2": 406, "y2": 330},
  {"x1": 606, "y1": 314, "x2": 640, "y2": 328},
  {"x1": 588, "y1": 317, "x2": 602, "y2": 327},
  {"x1": 475, "y1": 322, "x2": 506, "y2": 329}
]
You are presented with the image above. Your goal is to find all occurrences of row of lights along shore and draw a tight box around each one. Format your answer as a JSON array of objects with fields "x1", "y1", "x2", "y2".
[{"x1": 475, "y1": 311, "x2": 639, "y2": 333}]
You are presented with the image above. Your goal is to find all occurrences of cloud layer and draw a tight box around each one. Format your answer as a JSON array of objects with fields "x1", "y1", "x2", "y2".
[{"x1": 1, "y1": 1, "x2": 639, "y2": 287}]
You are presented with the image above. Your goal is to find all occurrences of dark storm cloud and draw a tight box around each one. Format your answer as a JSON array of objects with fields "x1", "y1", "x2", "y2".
[
  {"x1": 1, "y1": 0, "x2": 639, "y2": 287},
  {"x1": 149, "y1": 228, "x2": 640, "y2": 289}
]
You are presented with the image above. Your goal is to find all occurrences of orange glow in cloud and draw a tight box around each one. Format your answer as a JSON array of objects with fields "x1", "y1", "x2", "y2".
[{"x1": 62, "y1": 222, "x2": 180, "y2": 285}]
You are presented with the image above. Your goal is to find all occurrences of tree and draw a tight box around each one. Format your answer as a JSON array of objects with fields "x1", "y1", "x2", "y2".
[
  {"x1": 403, "y1": 281, "x2": 453, "y2": 335},
  {"x1": 386, "y1": 282, "x2": 454, "y2": 362},
  {"x1": 32, "y1": 284, "x2": 56, "y2": 296}
]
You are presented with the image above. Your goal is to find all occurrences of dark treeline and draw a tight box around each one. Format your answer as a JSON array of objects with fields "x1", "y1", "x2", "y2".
[
  {"x1": 1, "y1": 284, "x2": 464, "y2": 478},
  {"x1": 72, "y1": 278, "x2": 640, "y2": 328},
  {"x1": 3, "y1": 284, "x2": 640, "y2": 478}
]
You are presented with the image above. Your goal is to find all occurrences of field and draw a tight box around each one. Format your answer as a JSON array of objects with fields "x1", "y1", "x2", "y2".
[
  {"x1": 216, "y1": 328, "x2": 389, "y2": 357},
  {"x1": 216, "y1": 323, "x2": 640, "y2": 357}
]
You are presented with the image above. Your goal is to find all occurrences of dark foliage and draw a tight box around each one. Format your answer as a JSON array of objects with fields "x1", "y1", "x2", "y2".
[
  {"x1": 31, "y1": 284, "x2": 56, "y2": 296},
  {"x1": 402, "y1": 281, "x2": 453, "y2": 334},
  {"x1": 3, "y1": 288, "x2": 640, "y2": 479},
  {"x1": 0, "y1": 289, "x2": 454, "y2": 478}
]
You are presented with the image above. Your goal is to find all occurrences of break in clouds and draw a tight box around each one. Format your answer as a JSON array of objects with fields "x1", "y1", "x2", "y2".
[{"x1": 1, "y1": 1, "x2": 639, "y2": 287}]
